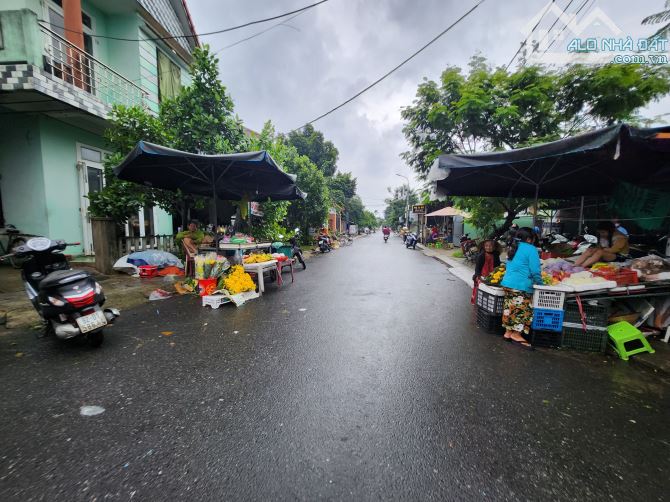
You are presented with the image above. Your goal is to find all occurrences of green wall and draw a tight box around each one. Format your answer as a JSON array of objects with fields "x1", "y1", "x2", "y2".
[
  {"x1": 0, "y1": 9, "x2": 43, "y2": 66},
  {"x1": 0, "y1": 111, "x2": 49, "y2": 236},
  {"x1": 38, "y1": 117, "x2": 105, "y2": 255}
]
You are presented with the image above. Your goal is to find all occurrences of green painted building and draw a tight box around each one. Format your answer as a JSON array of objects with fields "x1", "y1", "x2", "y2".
[{"x1": 0, "y1": 0, "x2": 197, "y2": 255}]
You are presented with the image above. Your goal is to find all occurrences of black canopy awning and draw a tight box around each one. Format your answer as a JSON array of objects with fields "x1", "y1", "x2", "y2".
[
  {"x1": 429, "y1": 124, "x2": 670, "y2": 199},
  {"x1": 114, "y1": 141, "x2": 307, "y2": 202}
]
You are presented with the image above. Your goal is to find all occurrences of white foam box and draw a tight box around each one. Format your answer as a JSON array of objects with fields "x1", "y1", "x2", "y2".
[{"x1": 202, "y1": 295, "x2": 231, "y2": 309}]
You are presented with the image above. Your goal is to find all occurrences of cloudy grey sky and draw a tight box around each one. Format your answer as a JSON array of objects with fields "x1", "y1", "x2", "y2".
[{"x1": 186, "y1": 0, "x2": 669, "y2": 213}]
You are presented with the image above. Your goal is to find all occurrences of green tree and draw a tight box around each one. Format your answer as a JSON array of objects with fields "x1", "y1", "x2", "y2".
[
  {"x1": 328, "y1": 172, "x2": 357, "y2": 199},
  {"x1": 161, "y1": 45, "x2": 247, "y2": 154},
  {"x1": 643, "y1": 1, "x2": 670, "y2": 39},
  {"x1": 256, "y1": 122, "x2": 330, "y2": 237},
  {"x1": 286, "y1": 124, "x2": 339, "y2": 177},
  {"x1": 87, "y1": 105, "x2": 176, "y2": 223},
  {"x1": 384, "y1": 185, "x2": 418, "y2": 227},
  {"x1": 89, "y1": 45, "x2": 247, "y2": 225}
]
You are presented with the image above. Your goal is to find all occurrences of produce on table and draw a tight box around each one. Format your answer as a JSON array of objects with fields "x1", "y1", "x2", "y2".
[
  {"x1": 560, "y1": 271, "x2": 608, "y2": 286},
  {"x1": 630, "y1": 256, "x2": 670, "y2": 276},
  {"x1": 243, "y1": 253, "x2": 274, "y2": 264},
  {"x1": 223, "y1": 265, "x2": 256, "y2": 294},
  {"x1": 483, "y1": 264, "x2": 506, "y2": 285}
]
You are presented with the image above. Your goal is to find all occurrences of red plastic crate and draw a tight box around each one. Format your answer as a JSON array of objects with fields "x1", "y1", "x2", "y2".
[{"x1": 592, "y1": 268, "x2": 638, "y2": 286}]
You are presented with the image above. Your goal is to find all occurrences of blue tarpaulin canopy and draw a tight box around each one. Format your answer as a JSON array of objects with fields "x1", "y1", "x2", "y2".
[
  {"x1": 114, "y1": 141, "x2": 307, "y2": 203},
  {"x1": 429, "y1": 124, "x2": 670, "y2": 199}
]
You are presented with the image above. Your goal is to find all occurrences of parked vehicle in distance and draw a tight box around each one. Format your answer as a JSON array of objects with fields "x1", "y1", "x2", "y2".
[
  {"x1": 405, "y1": 232, "x2": 418, "y2": 249},
  {"x1": 1, "y1": 237, "x2": 119, "y2": 347}
]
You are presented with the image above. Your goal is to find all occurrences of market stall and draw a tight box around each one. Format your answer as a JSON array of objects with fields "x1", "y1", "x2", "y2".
[
  {"x1": 114, "y1": 141, "x2": 306, "y2": 306},
  {"x1": 428, "y1": 123, "x2": 670, "y2": 357}
]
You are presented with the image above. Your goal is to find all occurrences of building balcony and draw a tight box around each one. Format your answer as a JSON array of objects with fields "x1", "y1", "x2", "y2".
[
  {"x1": 0, "y1": 10, "x2": 146, "y2": 132},
  {"x1": 40, "y1": 24, "x2": 146, "y2": 109}
]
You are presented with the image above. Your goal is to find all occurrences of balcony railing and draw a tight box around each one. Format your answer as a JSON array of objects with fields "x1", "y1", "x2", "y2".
[{"x1": 39, "y1": 24, "x2": 146, "y2": 109}]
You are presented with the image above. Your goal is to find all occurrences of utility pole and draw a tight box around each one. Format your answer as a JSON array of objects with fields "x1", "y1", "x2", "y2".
[{"x1": 396, "y1": 173, "x2": 410, "y2": 229}]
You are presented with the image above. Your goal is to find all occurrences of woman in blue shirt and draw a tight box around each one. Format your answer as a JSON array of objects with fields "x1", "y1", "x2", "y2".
[{"x1": 500, "y1": 227, "x2": 543, "y2": 349}]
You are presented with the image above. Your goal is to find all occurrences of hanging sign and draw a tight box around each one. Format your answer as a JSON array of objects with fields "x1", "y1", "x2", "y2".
[{"x1": 412, "y1": 204, "x2": 426, "y2": 214}]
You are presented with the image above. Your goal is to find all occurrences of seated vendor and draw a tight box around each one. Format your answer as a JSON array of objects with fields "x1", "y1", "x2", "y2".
[
  {"x1": 573, "y1": 221, "x2": 629, "y2": 268},
  {"x1": 177, "y1": 220, "x2": 214, "y2": 255}
]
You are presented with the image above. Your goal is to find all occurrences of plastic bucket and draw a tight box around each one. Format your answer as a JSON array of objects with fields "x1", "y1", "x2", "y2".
[{"x1": 198, "y1": 278, "x2": 217, "y2": 296}]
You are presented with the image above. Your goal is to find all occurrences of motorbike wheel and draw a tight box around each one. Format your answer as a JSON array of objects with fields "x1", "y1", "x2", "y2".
[
  {"x1": 296, "y1": 252, "x2": 306, "y2": 270},
  {"x1": 88, "y1": 330, "x2": 104, "y2": 348}
]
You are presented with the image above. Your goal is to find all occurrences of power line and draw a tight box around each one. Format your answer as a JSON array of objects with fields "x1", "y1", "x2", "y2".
[
  {"x1": 505, "y1": 0, "x2": 556, "y2": 71},
  {"x1": 37, "y1": 0, "x2": 330, "y2": 43},
  {"x1": 291, "y1": 0, "x2": 487, "y2": 132},
  {"x1": 531, "y1": 0, "x2": 577, "y2": 56},
  {"x1": 542, "y1": 0, "x2": 594, "y2": 54},
  {"x1": 215, "y1": 12, "x2": 306, "y2": 54}
]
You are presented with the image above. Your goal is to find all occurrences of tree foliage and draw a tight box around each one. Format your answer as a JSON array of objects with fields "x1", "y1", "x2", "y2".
[
  {"x1": 255, "y1": 122, "x2": 330, "y2": 236},
  {"x1": 384, "y1": 185, "x2": 419, "y2": 227},
  {"x1": 161, "y1": 46, "x2": 247, "y2": 154},
  {"x1": 286, "y1": 124, "x2": 339, "y2": 177},
  {"x1": 88, "y1": 45, "x2": 246, "y2": 224}
]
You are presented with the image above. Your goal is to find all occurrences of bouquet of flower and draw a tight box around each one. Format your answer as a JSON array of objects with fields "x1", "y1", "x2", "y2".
[
  {"x1": 194, "y1": 253, "x2": 230, "y2": 279},
  {"x1": 483, "y1": 264, "x2": 506, "y2": 285}
]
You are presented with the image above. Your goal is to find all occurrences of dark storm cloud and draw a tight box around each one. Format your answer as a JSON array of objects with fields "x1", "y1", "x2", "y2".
[{"x1": 189, "y1": 0, "x2": 661, "y2": 209}]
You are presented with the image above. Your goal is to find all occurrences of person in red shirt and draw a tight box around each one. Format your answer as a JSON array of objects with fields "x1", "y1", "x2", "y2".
[
  {"x1": 382, "y1": 226, "x2": 391, "y2": 236},
  {"x1": 471, "y1": 239, "x2": 501, "y2": 303}
]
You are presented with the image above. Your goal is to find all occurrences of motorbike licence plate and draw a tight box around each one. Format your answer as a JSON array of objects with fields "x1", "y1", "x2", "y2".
[{"x1": 76, "y1": 311, "x2": 107, "y2": 333}]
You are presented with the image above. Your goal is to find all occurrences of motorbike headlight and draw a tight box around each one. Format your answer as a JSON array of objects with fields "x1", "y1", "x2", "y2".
[
  {"x1": 47, "y1": 296, "x2": 65, "y2": 307},
  {"x1": 95, "y1": 283, "x2": 103, "y2": 295}
]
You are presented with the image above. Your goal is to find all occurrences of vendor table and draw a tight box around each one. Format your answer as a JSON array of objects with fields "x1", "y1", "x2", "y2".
[
  {"x1": 243, "y1": 260, "x2": 278, "y2": 294},
  {"x1": 198, "y1": 242, "x2": 272, "y2": 254}
]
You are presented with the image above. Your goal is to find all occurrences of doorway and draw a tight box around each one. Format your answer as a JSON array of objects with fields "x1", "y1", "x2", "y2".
[{"x1": 77, "y1": 144, "x2": 105, "y2": 255}]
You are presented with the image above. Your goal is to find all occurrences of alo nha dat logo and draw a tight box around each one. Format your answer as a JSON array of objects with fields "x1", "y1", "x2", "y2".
[{"x1": 518, "y1": 1, "x2": 668, "y2": 66}]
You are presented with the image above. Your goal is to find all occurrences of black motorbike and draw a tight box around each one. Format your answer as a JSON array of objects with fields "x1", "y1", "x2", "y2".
[
  {"x1": 318, "y1": 235, "x2": 332, "y2": 253},
  {"x1": 289, "y1": 235, "x2": 306, "y2": 269},
  {"x1": 383, "y1": 234, "x2": 389, "y2": 243},
  {"x1": 1, "y1": 237, "x2": 119, "y2": 347}
]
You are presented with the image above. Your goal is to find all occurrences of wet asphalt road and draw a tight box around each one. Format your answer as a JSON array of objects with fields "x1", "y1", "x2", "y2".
[{"x1": 1, "y1": 235, "x2": 669, "y2": 501}]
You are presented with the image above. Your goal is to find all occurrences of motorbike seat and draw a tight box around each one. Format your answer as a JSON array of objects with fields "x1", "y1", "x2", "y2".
[{"x1": 38, "y1": 269, "x2": 91, "y2": 291}]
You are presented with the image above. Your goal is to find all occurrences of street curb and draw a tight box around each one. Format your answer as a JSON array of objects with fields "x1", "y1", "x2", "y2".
[{"x1": 417, "y1": 244, "x2": 475, "y2": 288}]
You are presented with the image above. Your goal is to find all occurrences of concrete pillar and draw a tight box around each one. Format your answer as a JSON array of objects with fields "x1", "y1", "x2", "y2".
[
  {"x1": 62, "y1": 0, "x2": 85, "y2": 89},
  {"x1": 62, "y1": 0, "x2": 84, "y2": 49},
  {"x1": 91, "y1": 217, "x2": 119, "y2": 275}
]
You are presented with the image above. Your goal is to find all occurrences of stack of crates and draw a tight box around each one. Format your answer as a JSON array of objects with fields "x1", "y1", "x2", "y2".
[
  {"x1": 475, "y1": 284, "x2": 505, "y2": 334},
  {"x1": 530, "y1": 288, "x2": 566, "y2": 347},
  {"x1": 562, "y1": 299, "x2": 610, "y2": 352}
]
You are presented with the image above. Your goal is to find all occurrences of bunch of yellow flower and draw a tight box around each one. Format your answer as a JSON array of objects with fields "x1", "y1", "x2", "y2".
[
  {"x1": 223, "y1": 265, "x2": 256, "y2": 294},
  {"x1": 243, "y1": 253, "x2": 273, "y2": 264},
  {"x1": 484, "y1": 264, "x2": 506, "y2": 285}
]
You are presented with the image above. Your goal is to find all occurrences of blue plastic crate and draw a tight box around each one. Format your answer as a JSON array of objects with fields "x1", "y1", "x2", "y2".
[{"x1": 532, "y1": 308, "x2": 564, "y2": 332}]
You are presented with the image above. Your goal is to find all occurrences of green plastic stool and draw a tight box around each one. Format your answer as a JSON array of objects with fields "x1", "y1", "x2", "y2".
[{"x1": 607, "y1": 321, "x2": 655, "y2": 361}]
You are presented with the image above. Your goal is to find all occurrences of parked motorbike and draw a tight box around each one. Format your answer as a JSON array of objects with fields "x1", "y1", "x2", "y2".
[
  {"x1": 405, "y1": 232, "x2": 418, "y2": 249},
  {"x1": 290, "y1": 229, "x2": 306, "y2": 269},
  {"x1": 317, "y1": 234, "x2": 332, "y2": 253},
  {"x1": 1, "y1": 237, "x2": 119, "y2": 347}
]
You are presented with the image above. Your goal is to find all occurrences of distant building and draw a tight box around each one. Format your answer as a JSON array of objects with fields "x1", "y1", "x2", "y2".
[{"x1": 0, "y1": 0, "x2": 198, "y2": 254}]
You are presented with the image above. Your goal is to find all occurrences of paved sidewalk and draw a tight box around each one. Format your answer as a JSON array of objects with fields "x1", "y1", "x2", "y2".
[{"x1": 417, "y1": 244, "x2": 475, "y2": 288}]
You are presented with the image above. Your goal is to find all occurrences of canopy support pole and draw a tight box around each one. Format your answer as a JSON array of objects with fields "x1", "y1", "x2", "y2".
[
  {"x1": 578, "y1": 196, "x2": 585, "y2": 234},
  {"x1": 211, "y1": 163, "x2": 218, "y2": 228},
  {"x1": 532, "y1": 184, "x2": 539, "y2": 229}
]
